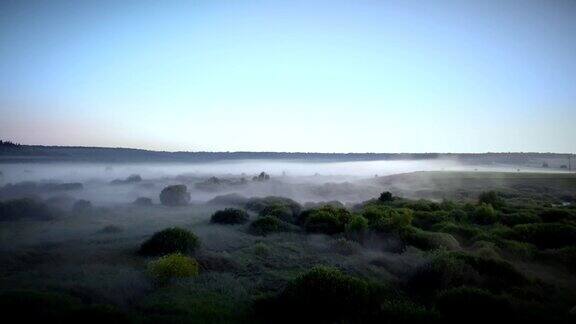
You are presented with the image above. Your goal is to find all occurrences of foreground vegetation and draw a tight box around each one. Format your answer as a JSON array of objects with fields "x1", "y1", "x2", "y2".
[{"x1": 1, "y1": 172, "x2": 575, "y2": 323}]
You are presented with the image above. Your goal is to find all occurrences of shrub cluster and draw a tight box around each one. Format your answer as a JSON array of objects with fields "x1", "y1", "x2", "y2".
[
  {"x1": 159, "y1": 185, "x2": 191, "y2": 206},
  {"x1": 504, "y1": 223, "x2": 576, "y2": 249},
  {"x1": 470, "y1": 203, "x2": 498, "y2": 225},
  {"x1": 245, "y1": 196, "x2": 301, "y2": 219},
  {"x1": 133, "y1": 197, "x2": 153, "y2": 206},
  {"x1": 0, "y1": 198, "x2": 55, "y2": 221},
  {"x1": 255, "y1": 266, "x2": 434, "y2": 323},
  {"x1": 301, "y1": 205, "x2": 352, "y2": 234},
  {"x1": 139, "y1": 227, "x2": 200, "y2": 256},
  {"x1": 211, "y1": 208, "x2": 249, "y2": 224},
  {"x1": 249, "y1": 216, "x2": 281, "y2": 236}
]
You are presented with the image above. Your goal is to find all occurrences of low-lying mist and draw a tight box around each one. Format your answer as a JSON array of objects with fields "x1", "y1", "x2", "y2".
[{"x1": 0, "y1": 159, "x2": 553, "y2": 206}]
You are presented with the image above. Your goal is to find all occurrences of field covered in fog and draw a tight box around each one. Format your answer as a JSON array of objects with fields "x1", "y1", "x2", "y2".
[{"x1": 1, "y1": 160, "x2": 576, "y2": 323}]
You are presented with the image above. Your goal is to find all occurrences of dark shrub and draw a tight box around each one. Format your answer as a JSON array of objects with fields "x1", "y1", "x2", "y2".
[
  {"x1": 256, "y1": 267, "x2": 374, "y2": 323},
  {"x1": 471, "y1": 203, "x2": 498, "y2": 225},
  {"x1": 0, "y1": 290, "x2": 80, "y2": 322},
  {"x1": 159, "y1": 185, "x2": 190, "y2": 206},
  {"x1": 402, "y1": 227, "x2": 460, "y2": 251},
  {"x1": 42, "y1": 182, "x2": 84, "y2": 191},
  {"x1": 500, "y1": 211, "x2": 541, "y2": 226},
  {"x1": 406, "y1": 253, "x2": 480, "y2": 302},
  {"x1": 363, "y1": 206, "x2": 413, "y2": 232},
  {"x1": 478, "y1": 191, "x2": 505, "y2": 209},
  {"x1": 302, "y1": 205, "x2": 352, "y2": 234},
  {"x1": 406, "y1": 252, "x2": 525, "y2": 301},
  {"x1": 0, "y1": 198, "x2": 55, "y2": 221},
  {"x1": 452, "y1": 252, "x2": 527, "y2": 289},
  {"x1": 305, "y1": 210, "x2": 342, "y2": 234},
  {"x1": 0, "y1": 290, "x2": 131, "y2": 323},
  {"x1": 345, "y1": 215, "x2": 369, "y2": 241},
  {"x1": 72, "y1": 199, "x2": 92, "y2": 213},
  {"x1": 206, "y1": 193, "x2": 248, "y2": 207},
  {"x1": 139, "y1": 227, "x2": 200, "y2": 256},
  {"x1": 258, "y1": 204, "x2": 294, "y2": 223},
  {"x1": 245, "y1": 196, "x2": 301, "y2": 217},
  {"x1": 110, "y1": 174, "x2": 142, "y2": 185},
  {"x1": 303, "y1": 200, "x2": 345, "y2": 209},
  {"x1": 378, "y1": 191, "x2": 394, "y2": 202},
  {"x1": 539, "y1": 208, "x2": 576, "y2": 223},
  {"x1": 211, "y1": 208, "x2": 249, "y2": 225},
  {"x1": 249, "y1": 216, "x2": 280, "y2": 236},
  {"x1": 252, "y1": 171, "x2": 270, "y2": 181},
  {"x1": 402, "y1": 199, "x2": 440, "y2": 212},
  {"x1": 133, "y1": 197, "x2": 153, "y2": 206},
  {"x1": 412, "y1": 210, "x2": 451, "y2": 230},
  {"x1": 538, "y1": 246, "x2": 576, "y2": 272},
  {"x1": 435, "y1": 287, "x2": 513, "y2": 321},
  {"x1": 256, "y1": 266, "x2": 436, "y2": 323},
  {"x1": 506, "y1": 223, "x2": 576, "y2": 249},
  {"x1": 448, "y1": 209, "x2": 468, "y2": 222},
  {"x1": 431, "y1": 222, "x2": 483, "y2": 244}
]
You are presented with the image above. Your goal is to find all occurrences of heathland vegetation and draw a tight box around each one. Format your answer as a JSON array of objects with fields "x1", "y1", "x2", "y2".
[{"x1": 0, "y1": 168, "x2": 575, "y2": 323}]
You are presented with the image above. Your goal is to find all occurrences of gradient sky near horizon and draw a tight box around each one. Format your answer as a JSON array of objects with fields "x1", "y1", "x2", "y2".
[{"x1": 1, "y1": 0, "x2": 575, "y2": 153}]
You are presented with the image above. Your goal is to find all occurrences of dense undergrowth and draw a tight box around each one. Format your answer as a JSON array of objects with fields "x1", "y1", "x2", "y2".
[{"x1": 1, "y1": 187, "x2": 575, "y2": 323}]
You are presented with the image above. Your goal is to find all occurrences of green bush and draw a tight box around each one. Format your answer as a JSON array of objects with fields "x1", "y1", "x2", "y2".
[
  {"x1": 412, "y1": 210, "x2": 451, "y2": 230},
  {"x1": 435, "y1": 287, "x2": 513, "y2": 321},
  {"x1": 471, "y1": 203, "x2": 498, "y2": 225},
  {"x1": 506, "y1": 223, "x2": 576, "y2": 249},
  {"x1": 255, "y1": 266, "x2": 382, "y2": 323},
  {"x1": 159, "y1": 184, "x2": 190, "y2": 206},
  {"x1": 406, "y1": 251, "x2": 526, "y2": 300},
  {"x1": 448, "y1": 209, "x2": 468, "y2": 222},
  {"x1": 245, "y1": 196, "x2": 301, "y2": 218},
  {"x1": 210, "y1": 208, "x2": 249, "y2": 224},
  {"x1": 363, "y1": 206, "x2": 413, "y2": 232},
  {"x1": 303, "y1": 205, "x2": 352, "y2": 234},
  {"x1": 345, "y1": 215, "x2": 369, "y2": 241},
  {"x1": 148, "y1": 253, "x2": 199, "y2": 283},
  {"x1": 402, "y1": 228, "x2": 460, "y2": 251},
  {"x1": 478, "y1": 191, "x2": 505, "y2": 209},
  {"x1": 402, "y1": 199, "x2": 441, "y2": 212},
  {"x1": 258, "y1": 204, "x2": 295, "y2": 223},
  {"x1": 304, "y1": 210, "x2": 342, "y2": 234},
  {"x1": 249, "y1": 216, "x2": 280, "y2": 236},
  {"x1": 139, "y1": 227, "x2": 200, "y2": 256},
  {"x1": 253, "y1": 242, "x2": 270, "y2": 256},
  {"x1": 538, "y1": 208, "x2": 576, "y2": 223},
  {"x1": 431, "y1": 222, "x2": 483, "y2": 244},
  {"x1": 451, "y1": 252, "x2": 527, "y2": 289},
  {"x1": 500, "y1": 211, "x2": 541, "y2": 226}
]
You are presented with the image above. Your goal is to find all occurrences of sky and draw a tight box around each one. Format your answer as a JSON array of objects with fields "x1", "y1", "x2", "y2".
[{"x1": 1, "y1": 0, "x2": 575, "y2": 153}]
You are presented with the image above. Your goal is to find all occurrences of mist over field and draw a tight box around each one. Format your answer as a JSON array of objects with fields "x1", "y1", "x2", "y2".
[{"x1": 0, "y1": 158, "x2": 569, "y2": 205}]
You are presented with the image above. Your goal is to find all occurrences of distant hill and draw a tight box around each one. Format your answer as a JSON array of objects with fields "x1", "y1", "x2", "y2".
[{"x1": 0, "y1": 141, "x2": 573, "y2": 168}]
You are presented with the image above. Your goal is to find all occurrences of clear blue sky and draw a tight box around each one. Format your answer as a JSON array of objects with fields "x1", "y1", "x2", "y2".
[{"x1": 1, "y1": 0, "x2": 575, "y2": 153}]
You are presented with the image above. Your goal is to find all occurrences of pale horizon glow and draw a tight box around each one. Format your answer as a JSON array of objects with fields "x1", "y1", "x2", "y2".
[{"x1": 1, "y1": 0, "x2": 575, "y2": 153}]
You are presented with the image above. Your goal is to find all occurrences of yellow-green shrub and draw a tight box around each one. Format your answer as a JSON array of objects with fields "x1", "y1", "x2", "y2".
[{"x1": 148, "y1": 253, "x2": 199, "y2": 283}]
